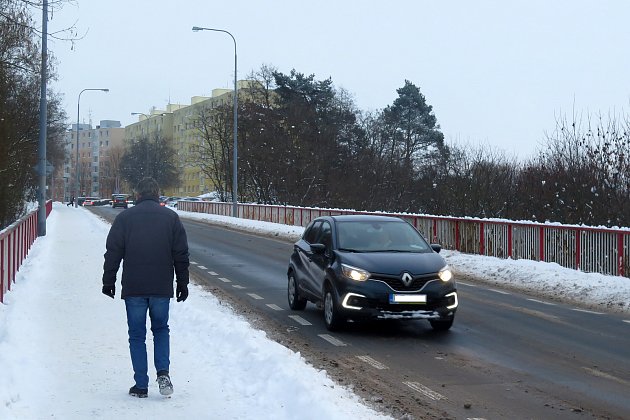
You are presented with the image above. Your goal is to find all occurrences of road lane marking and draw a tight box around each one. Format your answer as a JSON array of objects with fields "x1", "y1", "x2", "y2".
[
  {"x1": 218, "y1": 277, "x2": 231, "y2": 283},
  {"x1": 583, "y1": 367, "x2": 629, "y2": 385},
  {"x1": 289, "y1": 315, "x2": 312, "y2": 325},
  {"x1": 197, "y1": 265, "x2": 207, "y2": 270},
  {"x1": 207, "y1": 271, "x2": 218, "y2": 276},
  {"x1": 403, "y1": 381, "x2": 445, "y2": 401},
  {"x1": 266, "y1": 304, "x2": 283, "y2": 311},
  {"x1": 527, "y1": 298, "x2": 556, "y2": 306},
  {"x1": 247, "y1": 293, "x2": 264, "y2": 300},
  {"x1": 623, "y1": 320, "x2": 630, "y2": 324},
  {"x1": 572, "y1": 308, "x2": 604, "y2": 315},
  {"x1": 356, "y1": 355, "x2": 388, "y2": 370},
  {"x1": 488, "y1": 289, "x2": 510, "y2": 295},
  {"x1": 190, "y1": 261, "x2": 198, "y2": 265},
  {"x1": 457, "y1": 281, "x2": 476, "y2": 287},
  {"x1": 232, "y1": 285, "x2": 246, "y2": 289},
  {"x1": 318, "y1": 334, "x2": 347, "y2": 346}
]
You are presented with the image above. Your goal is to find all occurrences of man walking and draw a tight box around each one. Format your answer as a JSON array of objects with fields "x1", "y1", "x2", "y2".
[{"x1": 102, "y1": 177, "x2": 189, "y2": 398}]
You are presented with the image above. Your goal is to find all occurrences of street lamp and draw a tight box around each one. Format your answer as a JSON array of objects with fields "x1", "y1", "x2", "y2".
[
  {"x1": 192, "y1": 26, "x2": 238, "y2": 218},
  {"x1": 75, "y1": 88, "x2": 109, "y2": 207}
]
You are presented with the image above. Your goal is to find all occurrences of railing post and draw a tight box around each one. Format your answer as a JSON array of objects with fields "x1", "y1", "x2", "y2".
[
  {"x1": 455, "y1": 220, "x2": 460, "y2": 252},
  {"x1": 507, "y1": 224, "x2": 513, "y2": 258},
  {"x1": 539, "y1": 226, "x2": 545, "y2": 262},
  {"x1": 575, "y1": 228, "x2": 581, "y2": 271},
  {"x1": 10, "y1": 230, "x2": 15, "y2": 287},
  {"x1": 1, "y1": 237, "x2": 4, "y2": 303},
  {"x1": 479, "y1": 222, "x2": 485, "y2": 255},
  {"x1": 617, "y1": 233, "x2": 625, "y2": 277}
]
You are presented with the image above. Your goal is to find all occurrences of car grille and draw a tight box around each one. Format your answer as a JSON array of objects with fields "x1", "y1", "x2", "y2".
[{"x1": 369, "y1": 273, "x2": 440, "y2": 292}]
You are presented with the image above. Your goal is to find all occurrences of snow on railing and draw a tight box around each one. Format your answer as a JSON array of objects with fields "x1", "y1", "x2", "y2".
[
  {"x1": 0, "y1": 200, "x2": 52, "y2": 303},
  {"x1": 178, "y1": 201, "x2": 629, "y2": 279}
]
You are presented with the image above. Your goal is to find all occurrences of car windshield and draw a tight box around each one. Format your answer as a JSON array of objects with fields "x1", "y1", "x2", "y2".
[{"x1": 336, "y1": 220, "x2": 431, "y2": 253}]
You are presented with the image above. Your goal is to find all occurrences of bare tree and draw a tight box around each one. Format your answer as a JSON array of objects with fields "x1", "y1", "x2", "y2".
[{"x1": 188, "y1": 105, "x2": 233, "y2": 201}]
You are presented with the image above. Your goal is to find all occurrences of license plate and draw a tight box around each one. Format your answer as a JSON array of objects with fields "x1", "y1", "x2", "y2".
[{"x1": 389, "y1": 294, "x2": 426, "y2": 304}]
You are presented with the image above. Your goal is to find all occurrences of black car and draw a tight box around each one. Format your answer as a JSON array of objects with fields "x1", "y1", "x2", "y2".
[
  {"x1": 287, "y1": 215, "x2": 458, "y2": 331},
  {"x1": 111, "y1": 194, "x2": 130, "y2": 209}
]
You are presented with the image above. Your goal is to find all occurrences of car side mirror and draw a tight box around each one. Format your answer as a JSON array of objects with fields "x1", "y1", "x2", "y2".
[
  {"x1": 430, "y1": 244, "x2": 442, "y2": 253},
  {"x1": 310, "y1": 243, "x2": 326, "y2": 254}
]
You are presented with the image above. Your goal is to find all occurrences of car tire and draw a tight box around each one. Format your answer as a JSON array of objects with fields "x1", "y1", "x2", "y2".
[
  {"x1": 287, "y1": 272, "x2": 307, "y2": 310},
  {"x1": 323, "y1": 284, "x2": 345, "y2": 331},
  {"x1": 429, "y1": 316, "x2": 454, "y2": 331}
]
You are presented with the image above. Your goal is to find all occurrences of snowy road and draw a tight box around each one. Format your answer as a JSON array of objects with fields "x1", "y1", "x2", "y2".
[{"x1": 97, "y1": 206, "x2": 630, "y2": 419}]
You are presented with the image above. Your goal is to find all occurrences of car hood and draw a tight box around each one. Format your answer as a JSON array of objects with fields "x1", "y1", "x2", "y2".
[{"x1": 337, "y1": 251, "x2": 447, "y2": 276}]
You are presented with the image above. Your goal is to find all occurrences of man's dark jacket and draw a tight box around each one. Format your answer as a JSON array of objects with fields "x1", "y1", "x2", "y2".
[{"x1": 103, "y1": 196, "x2": 189, "y2": 298}]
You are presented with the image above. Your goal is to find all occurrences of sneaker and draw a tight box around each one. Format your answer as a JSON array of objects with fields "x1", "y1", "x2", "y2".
[
  {"x1": 156, "y1": 373, "x2": 174, "y2": 396},
  {"x1": 129, "y1": 385, "x2": 148, "y2": 398}
]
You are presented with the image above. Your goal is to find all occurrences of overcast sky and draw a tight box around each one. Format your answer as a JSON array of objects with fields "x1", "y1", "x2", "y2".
[{"x1": 46, "y1": 0, "x2": 630, "y2": 159}]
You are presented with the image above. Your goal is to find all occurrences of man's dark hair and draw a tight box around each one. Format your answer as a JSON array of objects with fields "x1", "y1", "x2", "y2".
[{"x1": 135, "y1": 177, "x2": 160, "y2": 199}]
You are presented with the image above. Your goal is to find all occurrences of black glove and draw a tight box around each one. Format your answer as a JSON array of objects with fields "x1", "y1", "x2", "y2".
[
  {"x1": 176, "y1": 284, "x2": 188, "y2": 302},
  {"x1": 102, "y1": 285, "x2": 115, "y2": 299}
]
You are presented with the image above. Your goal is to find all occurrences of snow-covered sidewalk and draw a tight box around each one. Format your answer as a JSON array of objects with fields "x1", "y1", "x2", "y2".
[{"x1": 0, "y1": 203, "x2": 389, "y2": 419}]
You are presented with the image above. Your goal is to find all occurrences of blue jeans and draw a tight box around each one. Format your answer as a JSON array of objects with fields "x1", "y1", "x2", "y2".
[{"x1": 124, "y1": 297, "x2": 170, "y2": 389}]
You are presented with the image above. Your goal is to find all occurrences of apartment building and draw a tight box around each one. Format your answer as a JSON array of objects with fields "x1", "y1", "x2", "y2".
[
  {"x1": 125, "y1": 85, "x2": 243, "y2": 197},
  {"x1": 55, "y1": 120, "x2": 125, "y2": 201}
]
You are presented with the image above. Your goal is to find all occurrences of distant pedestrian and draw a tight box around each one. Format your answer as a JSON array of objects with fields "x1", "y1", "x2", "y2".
[
  {"x1": 102, "y1": 177, "x2": 190, "y2": 398},
  {"x1": 67, "y1": 196, "x2": 74, "y2": 207}
]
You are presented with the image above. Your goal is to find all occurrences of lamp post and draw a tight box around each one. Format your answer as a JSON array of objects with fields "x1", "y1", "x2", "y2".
[
  {"x1": 192, "y1": 26, "x2": 238, "y2": 218},
  {"x1": 75, "y1": 88, "x2": 109, "y2": 207},
  {"x1": 37, "y1": 0, "x2": 48, "y2": 235}
]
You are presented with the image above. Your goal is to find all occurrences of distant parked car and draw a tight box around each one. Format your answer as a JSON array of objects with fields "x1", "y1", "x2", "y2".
[
  {"x1": 82, "y1": 197, "x2": 101, "y2": 206},
  {"x1": 165, "y1": 196, "x2": 182, "y2": 207},
  {"x1": 287, "y1": 215, "x2": 458, "y2": 331}
]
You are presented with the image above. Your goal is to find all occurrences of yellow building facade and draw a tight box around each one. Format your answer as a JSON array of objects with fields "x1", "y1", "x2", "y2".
[{"x1": 125, "y1": 83, "x2": 248, "y2": 197}]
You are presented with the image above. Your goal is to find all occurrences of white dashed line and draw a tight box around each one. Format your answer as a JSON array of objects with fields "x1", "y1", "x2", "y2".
[
  {"x1": 623, "y1": 320, "x2": 630, "y2": 324},
  {"x1": 197, "y1": 265, "x2": 207, "y2": 270},
  {"x1": 266, "y1": 304, "x2": 284, "y2": 311},
  {"x1": 247, "y1": 293, "x2": 264, "y2": 300},
  {"x1": 218, "y1": 277, "x2": 231, "y2": 283},
  {"x1": 488, "y1": 289, "x2": 510, "y2": 295},
  {"x1": 583, "y1": 367, "x2": 629, "y2": 385},
  {"x1": 207, "y1": 271, "x2": 218, "y2": 276},
  {"x1": 232, "y1": 285, "x2": 245, "y2": 289},
  {"x1": 190, "y1": 261, "x2": 198, "y2": 265},
  {"x1": 527, "y1": 298, "x2": 556, "y2": 306},
  {"x1": 457, "y1": 281, "x2": 476, "y2": 287},
  {"x1": 403, "y1": 381, "x2": 445, "y2": 401},
  {"x1": 356, "y1": 355, "x2": 388, "y2": 370},
  {"x1": 318, "y1": 334, "x2": 347, "y2": 347},
  {"x1": 289, "y1": 315, "x2": 312, "y2": 325},
  {"x1": 572, "y1": 308, "x2": 604, "y2": 315}
]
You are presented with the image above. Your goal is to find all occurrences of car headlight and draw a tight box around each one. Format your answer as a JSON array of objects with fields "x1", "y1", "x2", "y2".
[
  {"x1": 341, "y1": 264, "x2": 370, "y2": 282},
  {"x1": 438, "y1": 266, "x2": 453, "y2": 282}
]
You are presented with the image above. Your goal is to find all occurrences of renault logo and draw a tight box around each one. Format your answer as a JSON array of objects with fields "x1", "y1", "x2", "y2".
[{"x1": 401, "y1": 272, "x2": 413, "y2": 287}]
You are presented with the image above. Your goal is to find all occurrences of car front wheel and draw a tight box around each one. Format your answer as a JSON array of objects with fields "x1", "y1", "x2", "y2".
[
  {"x1": 429, "y1": 316, "x2": 454, "y2": 331},
  {"x1": 323, "y1": 285, "x2": 345, "y2": 331},
  {"x1": 287, "y1": 272, "x2": 307, "y2": 310}
]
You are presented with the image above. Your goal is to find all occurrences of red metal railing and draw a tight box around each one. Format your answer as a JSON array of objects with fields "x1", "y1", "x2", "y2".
[
  {"x1": 179, "y1": 201, "x2": 629, "y2": 279},
  {"x1": 0, "y1": 200, "x2": 53, "y2": 303}
]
